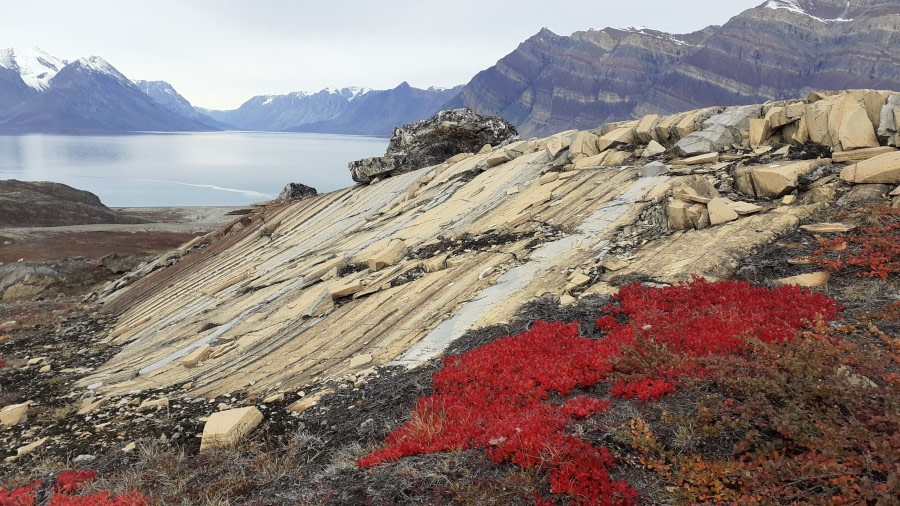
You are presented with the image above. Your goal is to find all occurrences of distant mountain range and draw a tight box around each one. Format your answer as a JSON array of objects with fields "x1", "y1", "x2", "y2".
[
  {"x1": 0, "y1": 47, "x2": 213, "y2": 133},
  {"x1": 448, "y1": 0, "x2": 900, "y2": 136},
  {"x1": 200, "y1": 83, "x2": 461, "y2": 136},
  {"x1": 2, "y1": 0, "x2": 899, "y2": 136}
]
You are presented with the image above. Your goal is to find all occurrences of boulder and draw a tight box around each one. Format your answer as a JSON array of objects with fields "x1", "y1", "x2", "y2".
[
  {"x1": 839, "y1": 184, "x2": 893, "y2": 205},
  {"x1": 642, "y1": 140, "x2": 666, "y2": 158},
  {"x1": 748, "y1": 160, "x2": 830, "y2": 199},
  {"x1": 675, "y1": 105, "x2": 760, "y2": 156},
  {"x1": 783, "y1": 115, "x2": 810, "y2": 145},
  {"x1": 200, "y1": 407, "x2": 264, "y2": 451},
  {"x1": 667, "y1": 200, "x2": 710, "y2": 230},
  {"x1": 0, "y1": 402, "x2": 29, "y2": 427},
  {"x1": 348, "y1": 109, "x2": 518, "y2": 183},
  {"x1": 840, "y1": 151, "x2": 900, "y2": 184},
  {"x1": 806, "y1": 96, "x2": 836, "y2": 146},
  {"x1": 877, "y1": 94, "x2": 900, "y2": 146},
  {"x1": 634, "y1": 114, "x2": 661, "y2": 143},
  {"x1": 707, "y1": 197, "x2": 739, "y2": 225},
  {"x1": 569, "y1": 131, "x2": 600, "y2": 158},
  {"x1": 544, "y1": 136, "x2": 563, "y2": 157},
  {"x1": 674, "y1": 176, "x2": 720, "y2": 204},
  {"x1": 749, "y1": 119, "x2": 770, "y2": 148},
  {"x1": 838, "y1": 107, "x2": 880, "y2": 151},
  {"x1": 368, "y1": 239, "x2": 407, "y2": 271},
  {"x1": 654, "y1": 113, "x2": 685, "y2": 145},
  {"x1": 672, "y1": 107, "x2": 720, "y2": 140},
  {"x1": 597, "y1": 126, "x2": 635, "y2": 152},
  {"x1": 277, "y1": 183, "x2": 317, "y2": 201}
]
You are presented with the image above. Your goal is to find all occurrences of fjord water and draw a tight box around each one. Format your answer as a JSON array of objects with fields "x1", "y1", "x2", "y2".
[{"x1": 0, "y1": 132, "x2": 388, "y2": 207}]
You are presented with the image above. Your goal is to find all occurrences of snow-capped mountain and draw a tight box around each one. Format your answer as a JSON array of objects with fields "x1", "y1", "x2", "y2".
[
  {"x1": 0, "y1": 46, "x2": 66, "y2": 91},
  {"x1": 204, "y1": 84, "x2": 461, "y2": 135},
  {"x1": 201, "y1": 87, "x2": 375, "y2": 131},
  {"x1": 0, "y1": 47, "x2": 216, "y2": 133},
  {"x1": 286, "y1": 82, "x2": 463, "y2": 136},
  {"x1": 133, "y1": 80, "x2": 226, "y2": 129}
]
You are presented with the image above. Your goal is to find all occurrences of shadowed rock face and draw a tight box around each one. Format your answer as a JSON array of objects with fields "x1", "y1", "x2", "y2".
[
  {"x1": 447, "y1": 0, "x2": 900, "y2": 137},
  {"x1": 348, "y1": 108, "x2": 518, "y2": 184},
  {"x1": 0, "y1": 180, "x2": 146, "y2": 227},
  {"x1": 277, "y1": 183, "x2": 318, "y2": 201}
]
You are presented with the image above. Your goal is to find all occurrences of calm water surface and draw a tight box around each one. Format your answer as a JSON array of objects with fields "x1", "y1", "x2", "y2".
[{"x1": 0, "y1": 132, "x2": 388, "y2": 207}]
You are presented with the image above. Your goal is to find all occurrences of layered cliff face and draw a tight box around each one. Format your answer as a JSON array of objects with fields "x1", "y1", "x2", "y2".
[{"x1": 448, "y1": 0, "x2": 900, "y2": 136}]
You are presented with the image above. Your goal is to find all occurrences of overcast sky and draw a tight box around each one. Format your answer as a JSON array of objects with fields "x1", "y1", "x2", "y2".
[{"x1": 2, "y1": 0, "x2": 763, "y2": 110}]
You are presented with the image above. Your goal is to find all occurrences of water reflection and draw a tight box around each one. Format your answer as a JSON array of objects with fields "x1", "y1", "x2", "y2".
[{"x1": 0, "y1": 132, "x2": 387, "y2": 206}]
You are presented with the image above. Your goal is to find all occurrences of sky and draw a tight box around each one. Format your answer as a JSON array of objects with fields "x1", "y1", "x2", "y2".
[{"x1": 1, "y1": 0, "x2": 763, "y2": 110}]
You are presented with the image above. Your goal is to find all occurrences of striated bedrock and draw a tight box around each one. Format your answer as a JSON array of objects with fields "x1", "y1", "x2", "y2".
[
  {"x1": 348, "y1": 108, "x2": 518, "y2": 184},
  {"x1": 0, "y1": 180, "x2": 146, "y2": 227},
  {"x1": 82, "y1": 88, "x2": 898, "y2": 400},
  {"x1": 447, "y1": 0, "x2": 900, "y2": 137}
]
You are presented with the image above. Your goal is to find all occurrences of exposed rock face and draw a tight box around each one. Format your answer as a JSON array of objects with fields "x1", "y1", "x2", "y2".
[
  {"x1": 277, "y1": 183, "x2": 318, "y2": 201},
  {"x1": 447, "y1": 0, "x2": 900, "y2": 136},
  {"x1": 0, "y1": 180, "x2": 146, "y2": 227},
  {"x1": 76, "y1": 88, "x2": 893, "y2": 402},
  {"x1": 348, "y1": 108, "x2": 518, "y2": 184}
]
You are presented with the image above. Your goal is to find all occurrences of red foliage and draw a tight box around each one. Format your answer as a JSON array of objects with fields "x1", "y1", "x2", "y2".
[
  {"x1": 0, "y1": 481, "x2": 39, "y2": 506},
  {"x1": 810, "y1": 205, "x2": 899, "y2": 279},
  {"x1": 0, "y1": 471, "x2": 145, "y2": 506},
  {"x1": 53, "y1": 471, "x2": 96, "y2": 495},
  {"x1": 359, "y1": 278, "x2": 840, "y2": 504}
]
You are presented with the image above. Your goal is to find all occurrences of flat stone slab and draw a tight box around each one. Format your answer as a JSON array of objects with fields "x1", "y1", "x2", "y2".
[
  {"x1": 776, "y1": 271, "x2": 831, "y2": 287},
  {"x1": 200, "y1": 407, "x2": 264, "y2": 451},
  {"x1": 801, "y1": 223, "x2": 857, "y2": 233}
]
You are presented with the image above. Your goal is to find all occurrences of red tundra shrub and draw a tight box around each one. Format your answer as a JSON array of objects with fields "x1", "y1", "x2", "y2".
[
  {"x1": 359, "y1": 278, "x2": 840, "y2": 504},
  {"x1": 1, "y1": 471, "x2": 146, "y2": 506},
  {"x1": 0, "y1": 481, "x2": 39, "y2": 506},
  {"x1": 810, "y1": 204, "x2": 899, "y2": 279},
  {"x1": 53, "y1": 471, "x2": 97, "y2": 495}
]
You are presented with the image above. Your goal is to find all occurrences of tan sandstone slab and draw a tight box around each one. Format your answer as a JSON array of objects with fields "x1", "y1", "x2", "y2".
[
  {"x1": 597, "y1": 126, "x2": 635, "y2": 152},
  {"x1": 832, "y1": 146, "x2": 895, "y2": 163},
  {"x1": 750, "y1": 159, "x2": 829, "y2": 199},
  {"x1": 0, "y1": 402, "x2": 29, "y2": 427},
  {"x1": 840, "y1": 151, "x2": 900, "y2": 184},
  {"x1": 368, "y1": 239, "x2": 408, "y2": 271},
  {"x1": 800, "y1": 223, "x2": 857, "y2": 233},
  {"x1": 200, "y1": 406, "x2": 264, "y2": 451},
  {"x1": 181, "y1": 344, "x2": 212, "y2": 368},
  {"x1": 642, "y1": 140, "x2": 666, "y2": 157},
  {"x1": 679, "y1": 152, "x2": 719, "y2": 166},
  {"x1": 569, "y1": 131, "x2": 600, "y2": 158},
  {"x1": 776, "y1": 271, "x2": 831, "y2": 287},
  {"x1": 707, "y1": 198, "x2": 739, "y2": 225},
  {"x1": 331, "y1": 280, "x2": 366, "y2": 299}
]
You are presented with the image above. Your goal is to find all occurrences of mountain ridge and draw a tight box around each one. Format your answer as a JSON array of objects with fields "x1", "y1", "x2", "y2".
[{"x1": 446, "y1": 0, "x2": 900, "y2": 136}]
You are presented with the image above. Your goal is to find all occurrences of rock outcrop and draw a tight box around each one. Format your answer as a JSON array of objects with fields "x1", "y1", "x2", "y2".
[
  {"x1": 77, "y1": 89, "x2": 898, "y2": 403},
  {"x1": 0, "y1": 180, "x2": 145, "y2": 227},
  {"x1": 277, "y1": 183, "x2": 318, "y2": 201},
  {"x1": 446, "y1": 0, "x2": 900, "y2": 136},
  {"x1": 348, "y1": 108, "x2": 518, "y2": 184}
]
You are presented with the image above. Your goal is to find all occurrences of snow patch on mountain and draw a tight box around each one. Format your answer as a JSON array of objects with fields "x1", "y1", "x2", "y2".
[
  {"x1": 0, "y1": 46, "x2": 66, "y2": 91},
  {"x1": 764, "y1": 0, "x2": 853, "y2": 23},
  {"x1": 74, "y1": 56, "x2": 130, "y2": 84}
]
